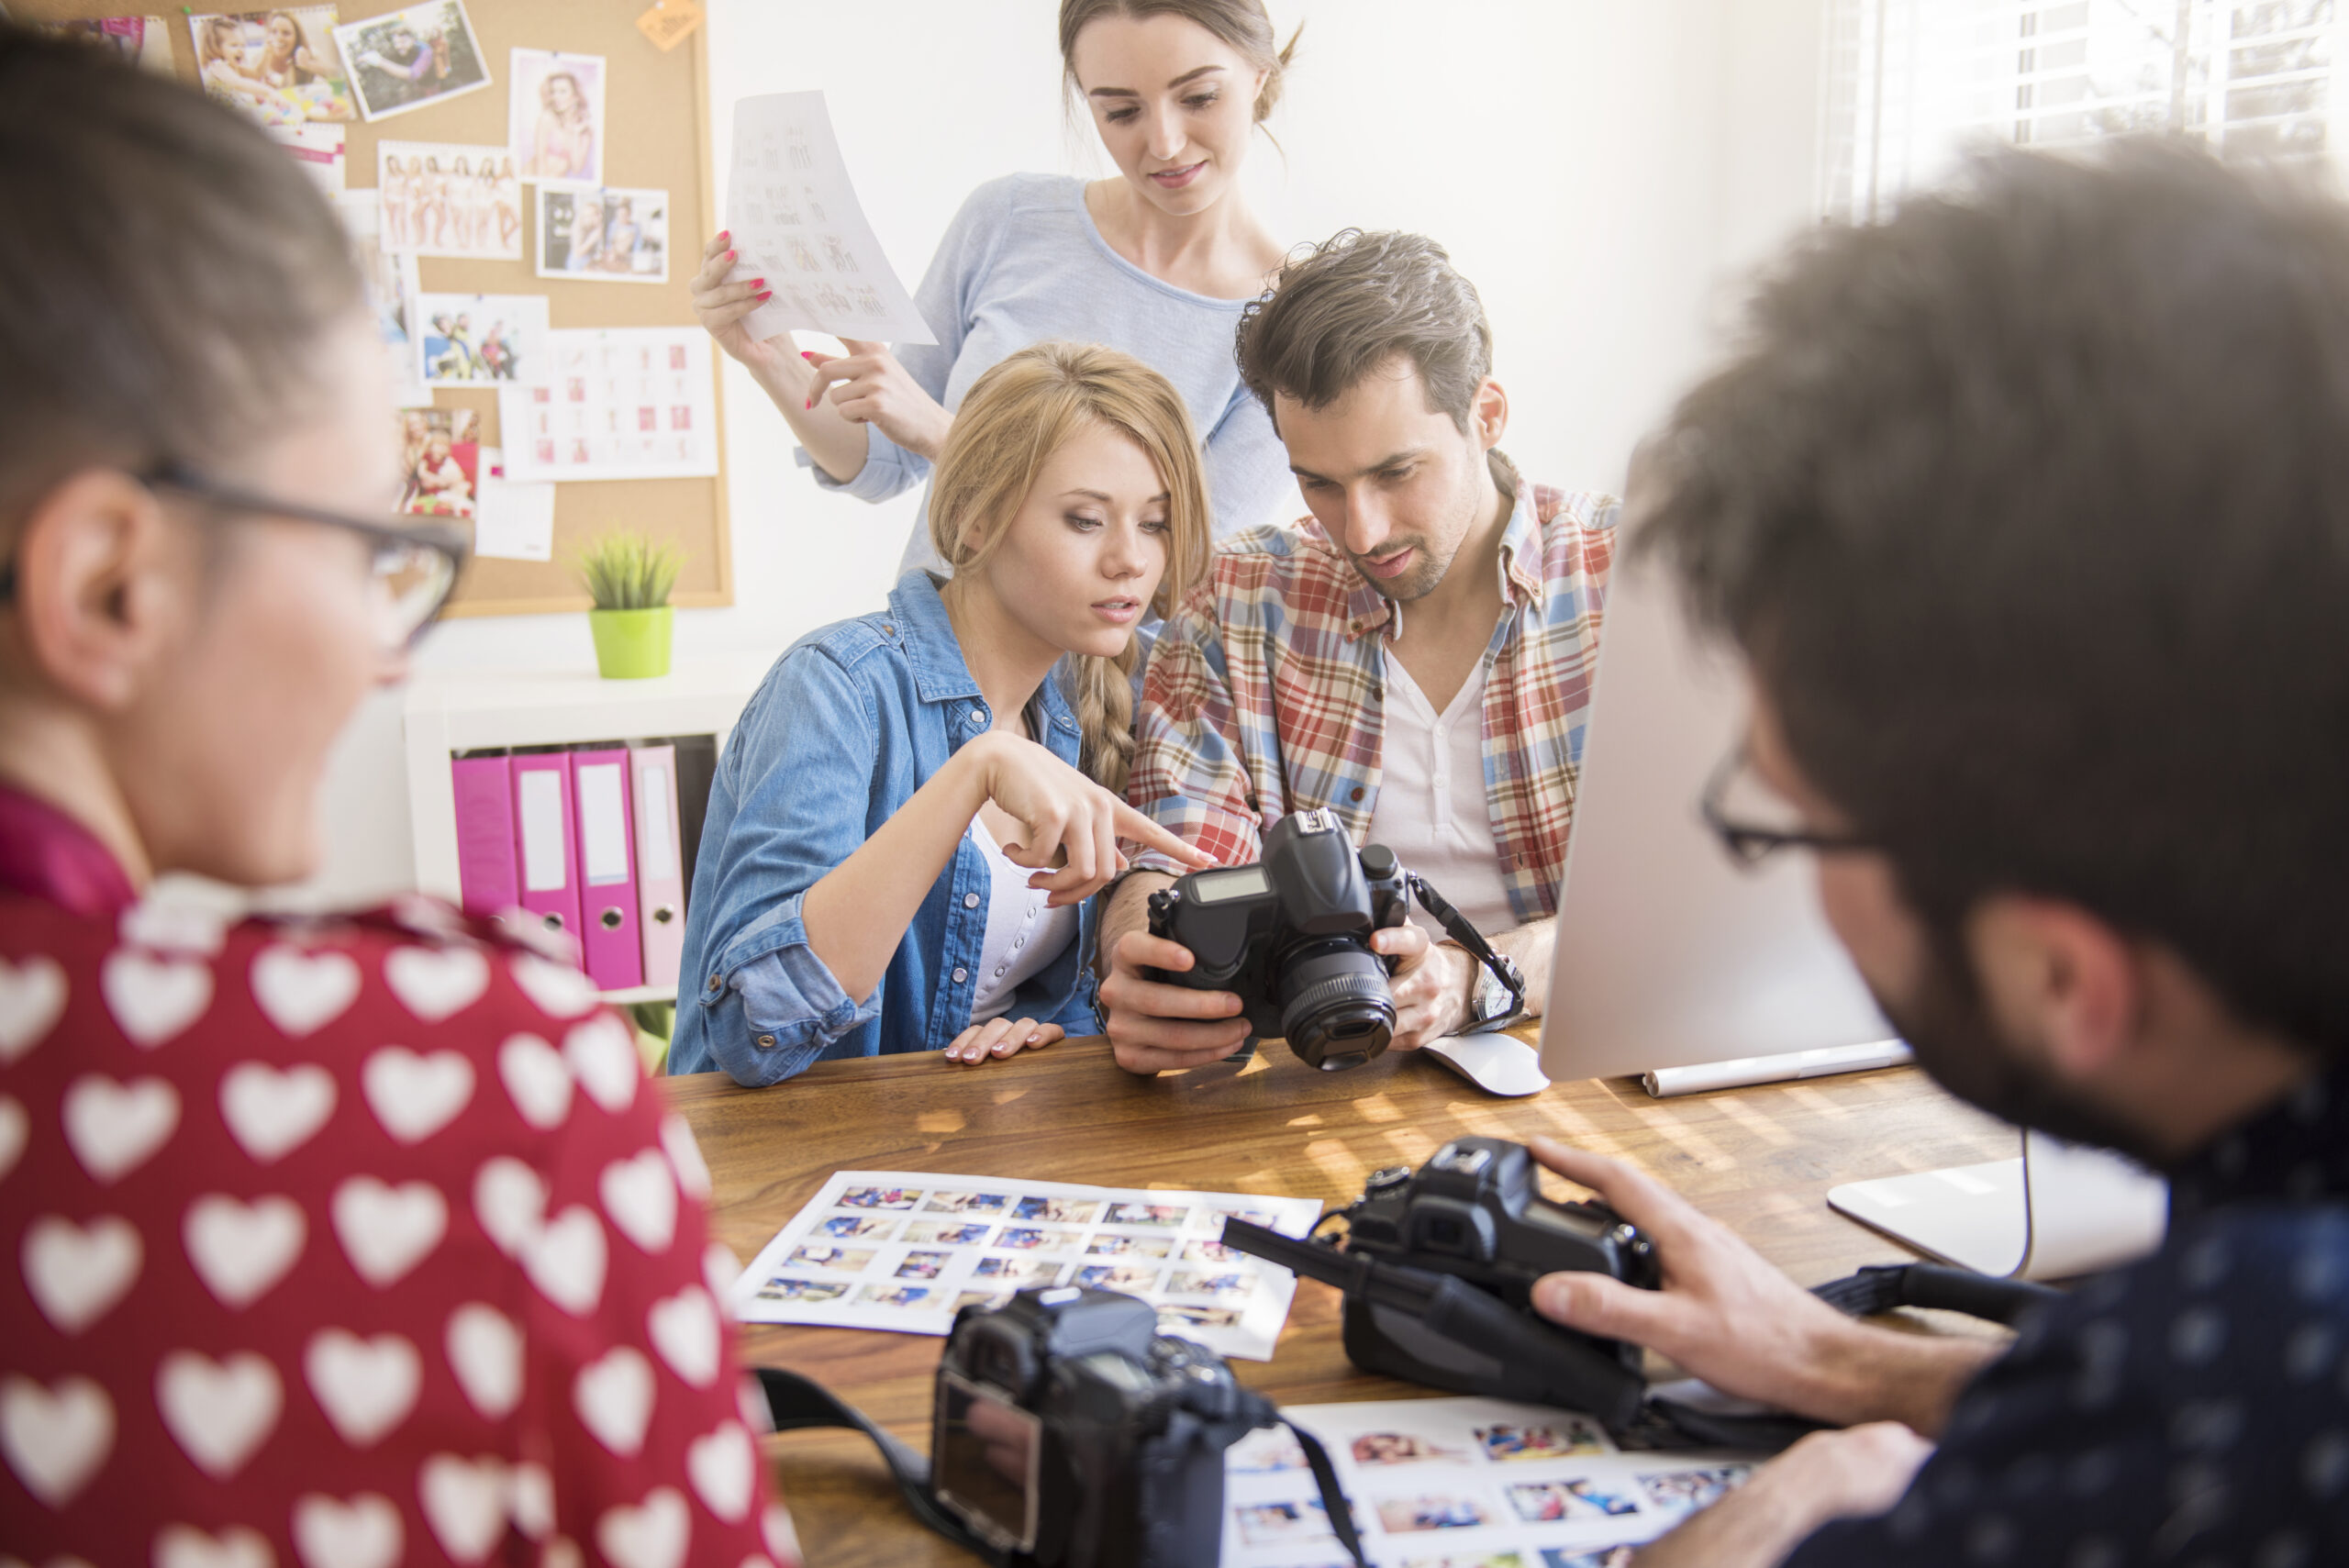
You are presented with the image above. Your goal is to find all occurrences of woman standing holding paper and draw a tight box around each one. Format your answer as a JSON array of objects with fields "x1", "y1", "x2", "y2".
[{"x1": 692, "y1": 0, "x2": 1299, "y2": 573}]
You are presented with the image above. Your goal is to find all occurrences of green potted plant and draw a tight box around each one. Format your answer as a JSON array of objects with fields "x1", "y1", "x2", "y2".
[{"x1": 574, "y1": 531, "x2": 682, "y2": 680}]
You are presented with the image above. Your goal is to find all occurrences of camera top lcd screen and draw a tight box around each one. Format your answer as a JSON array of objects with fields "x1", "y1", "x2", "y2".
[
  {"x1": 934, "y1": 1369, "x2": 1043, "y2": 1553},
  {"x1": 1190, "y1": 866, "x2": 1270, "y2": 904}
]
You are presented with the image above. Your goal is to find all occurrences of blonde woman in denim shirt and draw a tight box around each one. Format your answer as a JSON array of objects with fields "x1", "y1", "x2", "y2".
[{"x1": 669, "y1": 342, "x2": 1213, "y2": 1085}]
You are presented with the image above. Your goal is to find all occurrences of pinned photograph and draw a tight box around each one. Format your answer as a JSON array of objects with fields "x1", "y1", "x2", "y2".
[
  {"x1": 1351, "y1": 1432, "x2": 1467, "y2": 1467},
  {"x1": 1375, "y1": 1495, "x2": 1493, "y2": 1534},
  {"x1": 1636, "y1": 1465, "x2": 1752, "y2": 1520},
  {"x1": 1475, "y1": 1419, "x2": 1610, "y2": 1462},
  {"x1": 1234, "y1": 1500, "x2": 1333, "y2": 1547},
  {"x1": 417, "y1": 293, "x2": 548, "y2": 385},
  {"x1": 859, "y1": 1284, "x2": 932, "y2": 1308},
  {"x1": 840, "y1": 1185, "x2": 922, "y2": 1209},
  {"x1": 1168, "y1": 1269, "x2": 1252, "y2": 1299},
  {"x1": 378, "y1": 141, "x2": 520, "y2": 260},
  {"x1": 334, "y1": 0, "x2": 490, "y2": 122},
  {"x1": 34, "y1": 16, "x2": 178, "y2": 74},
  {"x1": 972, "y1": 1256, "x2": 1055, "y2": 1284},
  {"x1": 1505, "y1": 1479, "x2": 1639, "y2": 1523},
  {"x1": 337, "y1": 192, "x2": 428, "y2": 407},
  {"x1": 1085, "y1": 1233, "x2": 1171, "y2": 1259},
  {"x1": 923, "y1": 1190, "x2": 1010, "y2": 1215},
  {"x1": 817, "y1": 1215, "x2": 896, "y2": 1241},
  {"x1": 538, "y1": 184, "x2": 670, "y2": 283},
  {"x1": 190, "y1": 8, "x2": 353, "y2": 126},
  {"x1": 896, "y1": 1251, "x2": 951, "y2": 1281},
  {"x1": 996, "y1": 1227, "x2": 1080, "y2": 1254},
  {"x1": 902, "y1": 1220, "x2": 991, "y2": 1247},
  {"x1": 1156, "y1": 1304, "x2": 1240, "y2": 1331},
  {"x1": 1074, "y1": 1262, "x2": 1161, "y2": 1294},
  {"x1": 1540, "y1": 1549, "x2": 1637, "y2": 1568},
  {"x1": 785, "y1": 1243, "x2": 875, "y2": 1273},
  {"x1": 1013, "y1": 1195, "x2": 1100, "y2": 1224},
  {"x1": 271, "y1": 123, "x2": 347, "y2": 195},
  {"x1": 509, "y1": 47, "x2": 606, "y2": 183},
  {"x1": 395, "y1": 408, "x2": 477, "y2": 518},
  {"x1": 754, "y1": 1277, "x2": 850, "y2": 1304},
  {"x1": 1105, "y1": 1202, "x2": 1191, "y2": 1229}
]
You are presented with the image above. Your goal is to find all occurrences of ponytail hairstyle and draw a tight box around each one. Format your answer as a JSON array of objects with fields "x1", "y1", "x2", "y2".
[
  {"x1": 928, "y1": 342, "x2": 1211, "y2": 795},
  {"x1": 1057, "y1": 0, "x2": 1301, "y2": 127}
]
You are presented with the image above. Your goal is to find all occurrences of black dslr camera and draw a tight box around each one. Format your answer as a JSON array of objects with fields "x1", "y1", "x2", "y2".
[
  {"x1": 1145, "y1": 808, "x2": 1522, "y2": 1071},
  {"x1": 933, "y1": 1286, "x2": 1353, "y2": 1568},
  {"x1": 1222, "y1": 1138, "x2": 1662, "y2": 1429}
]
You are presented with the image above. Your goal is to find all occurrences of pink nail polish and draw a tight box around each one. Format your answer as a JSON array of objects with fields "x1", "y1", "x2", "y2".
[{"x1": 756, "y1": 291, "x2": 773, "y2": 302}]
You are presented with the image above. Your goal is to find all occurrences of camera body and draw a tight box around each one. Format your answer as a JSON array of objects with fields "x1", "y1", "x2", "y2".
[
  {"x1": 931, "y1": 1286, "x2": 1264, "y2": 1568},
  {"x1": 1144, "y1": 808, "x2": 1410, "y2": 1071},
  {"x1": 1337, "y1": 1138, "x2": 1659, "y2": 1416}
]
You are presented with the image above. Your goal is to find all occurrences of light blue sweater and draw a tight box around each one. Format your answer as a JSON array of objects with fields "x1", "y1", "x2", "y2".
[{"x1": 795, "y1": 173, "x2": 1293, "y2": 573}]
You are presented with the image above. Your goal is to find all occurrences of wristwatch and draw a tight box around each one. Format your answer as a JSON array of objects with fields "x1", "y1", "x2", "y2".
[{"x1": 1449, "y1": 943, "x2": 1527, "y2": 1033}]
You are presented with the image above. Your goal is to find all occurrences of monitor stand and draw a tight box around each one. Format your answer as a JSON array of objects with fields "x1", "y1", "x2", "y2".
[{"x1": 1827, "y1": 1129, "x2": 2168, "y2": 1281}]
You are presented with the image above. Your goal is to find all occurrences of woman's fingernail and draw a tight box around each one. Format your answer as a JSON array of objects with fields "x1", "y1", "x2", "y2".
[
  {"x1": 726, "y1": 249, "x2": 738, "y2": 261},
  {"x1": 801, "y1": 350, "x2": 817, "y2": 361},
  {"x1": 1027, "y1": 1032, "x2": 1041, "y2": 1045},
  {"x1": 803, "y1": 395, "x2": 815, "y2": 410},
  {"x1": 756, "y1": 291, "x2": 773, "y2": 303},
  {"x1": 718, "y1": 229, "x2": 731, "y2": 242},
  {"x1": 750, "y1": 277, "x2": 766, "y2": 289}
]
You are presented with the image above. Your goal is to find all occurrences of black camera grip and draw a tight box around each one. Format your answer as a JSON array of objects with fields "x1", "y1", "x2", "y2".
[{"x1": 755, "y1": 1366, "x2": 1002, "y2": 1562}]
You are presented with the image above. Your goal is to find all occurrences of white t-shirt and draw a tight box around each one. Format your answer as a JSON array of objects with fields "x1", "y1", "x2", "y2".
[
  {"x1": 966, "y1": 816, "x2": 1080, "y2": 1025},
  {"x1": 1366, "y1": 651, "x2": 1517, "y2": 942}
]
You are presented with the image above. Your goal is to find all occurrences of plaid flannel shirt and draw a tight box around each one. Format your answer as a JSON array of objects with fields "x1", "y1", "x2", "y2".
[{"x1": 1127, "y1": 452, "x2": 1618, "y2": 924}]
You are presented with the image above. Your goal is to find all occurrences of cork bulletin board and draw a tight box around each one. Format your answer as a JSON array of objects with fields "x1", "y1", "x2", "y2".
[{"x1": 14, "y1": 0, "x2": 734, "y2": 617}]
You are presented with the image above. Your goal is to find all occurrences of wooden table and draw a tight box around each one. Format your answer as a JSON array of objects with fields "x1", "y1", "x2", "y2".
[{"x1": 666, "y1": 1033, "x2": 2011, "y2": 1567}]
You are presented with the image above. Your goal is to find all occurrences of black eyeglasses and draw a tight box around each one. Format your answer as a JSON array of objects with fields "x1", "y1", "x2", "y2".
[
  {"x1": 0, "y1": 463, "x2": 468, "y2": 652},
  {"x1": 1698, "y1": 747, "x2": 1876, "y2": 866}
]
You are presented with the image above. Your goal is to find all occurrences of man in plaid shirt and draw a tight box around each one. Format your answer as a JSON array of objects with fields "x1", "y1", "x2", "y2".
[{"x1": 1097, "y1": 230, "x2": 1617, "y2": 1074}]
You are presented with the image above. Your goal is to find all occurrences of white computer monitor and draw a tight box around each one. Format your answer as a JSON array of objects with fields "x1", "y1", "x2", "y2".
[{"x1": 1534, "y1": 557, "x2": 1893, "y2": 1083}]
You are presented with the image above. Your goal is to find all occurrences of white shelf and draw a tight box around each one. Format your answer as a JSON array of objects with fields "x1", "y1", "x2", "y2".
[
  {"x1": 401, "y1": 653, "x2": 781, "y2": 904},
  {"x1": 601, "y1": 984, "x2": 679, "y2": 1006}
]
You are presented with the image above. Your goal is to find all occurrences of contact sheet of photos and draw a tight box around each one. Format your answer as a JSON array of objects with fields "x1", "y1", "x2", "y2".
[
  {"x1": 730, "y1": 1171, "x2": 1323, "y2": 1362},
  {"x1": 1221, "y1": 1397, "x2": 1758, "y2": 1568}
]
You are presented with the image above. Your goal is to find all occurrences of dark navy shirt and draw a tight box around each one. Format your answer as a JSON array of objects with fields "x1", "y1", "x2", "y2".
[{"x1": 1790, "y1": 1063, "x2": 2349, "y2": 1567}]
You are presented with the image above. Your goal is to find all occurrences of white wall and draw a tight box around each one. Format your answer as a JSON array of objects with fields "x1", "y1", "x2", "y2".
[{"x1": 284, "y1": 0, "x2": 1825, "y2": 911}]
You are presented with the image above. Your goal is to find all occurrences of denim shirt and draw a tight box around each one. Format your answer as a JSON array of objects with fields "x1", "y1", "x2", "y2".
[{"x1": 665, "y1": 571, "x2": 1101, "y2": 1085}]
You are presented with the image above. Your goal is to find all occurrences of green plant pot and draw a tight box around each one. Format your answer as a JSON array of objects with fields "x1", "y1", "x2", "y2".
[{"x1": 588, "y1": 605, "x2": 674, "y2": 680}]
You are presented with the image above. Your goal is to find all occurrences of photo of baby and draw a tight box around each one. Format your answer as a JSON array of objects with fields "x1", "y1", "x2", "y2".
[
  {"x1": 1233, "y1": 1500, "x2": 1333, "y2": 1547},
  {"x1": 395, "y1": 408, "x2": 476, "y2": 519},
  {"x1": 1636, "y1": 1465, "x2": 1751, "y2": 1519},
  {"x1": 189, "y1": 8, "x2": 353, "y2": 127},
  {"x1": 1505, "y1": 1478, "x2": 1640, "y2": 1522},
  {"x1": 896, "y1": 1251, "x2": 951, "y2": 1280},
  {"x1": 923, "y1": 1191, "x2": 1010, "y2": 1215},
  {"x1": 1540, "y1": 1548, "x2": 1637, "y2": 1568},
  {"x1": 901, "y1": 1221, "x2": 989, "y2": 1247},
  {"x1": 1375, "y1": 1495, "x2": 1492, "y2": 1533},
  {"x1": 1012, "y1": 1195, "x2": 1101, "y2": 1224},
  {"x1": 378, "y1": 141, "x2": 520, "y2": 261},
  {"x1": 536, "y1": 185, "x2": 670, "y2": 283},
  {"x1": 1074, "y1": 1262, "x2": 1161, "y2": 1294},
  {"x1": 333, "y1": 0, "x2": 490, "y2": 122},
  {"x1": 753, "y1": 1277, "x2": 850, "y2": 1304},
  {"x1": 416, "y1": 292, "x2": 547, "y2": 386},
  {"x1": 1085, "y1": 1233, "x2": 1172, "y2": 1259},
  {"x1": 839, "y1": 1186, "x2": 923, "y2": 1209},
  {"x1": 996, "y1": 1227, "x2": 1079, "y2": 1253},
  {"x1": 1350, "y1": 1432, "x2": 1467, "y2": 1466},
  {"x1": 509, "y1": 46, "x2": 606, "y2": 183},
  {"x1": 1475, "y1": 1419, "x2": 1610, "y2": 1462},
  {"x1": 1105, "y1": 1203, "x2": 1191, "y2": 1229},
  {"x1": 817, "y1": 1215, "x2": 896, "y2": 1240},
  {"x1": 1154, "y1": 1304, "x2": 1240, "y2": 1331},
  {"x1": 1167, "y1": 1270, "x2": 1252, "y2": 1299},
  {"x1": 972, "y1": 1256, "x2": 1055, "y2": 1284},
  {"x1": 859, "y1": 1284, "x2": 932, "y2": 1309},
  {"x1": 785, "y1": 1243, "x2": 875, "y2": 1273}
]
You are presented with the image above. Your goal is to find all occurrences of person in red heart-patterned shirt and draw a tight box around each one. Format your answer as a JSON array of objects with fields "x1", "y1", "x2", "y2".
[{"x1": 0, "y1": 26, "x2": 796, "y2": 1568}]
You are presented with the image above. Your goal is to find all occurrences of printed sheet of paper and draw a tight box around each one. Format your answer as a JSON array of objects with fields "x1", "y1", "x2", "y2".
[
  {"x1": 498, "y1": 327, "x2": 719, "y2": 483},
  {"x1": 471, "y1": 449, "x2": 556, "y2": 562},
  {"x1": 732, "y1": 1171, "x2": 1322, "y2": 1362},
  {"x1": 1226, "y1": 1396, "x2": 1761, "y2": 1567},
  {"x1": 725, "y1": 92, "x2": 936, "y2": 345}
]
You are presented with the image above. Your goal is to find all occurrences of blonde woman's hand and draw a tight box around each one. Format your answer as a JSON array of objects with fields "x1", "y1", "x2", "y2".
[
  {"x1": 804, "y1": 339, "x2": 953, "y2": 461},
  {"x1": 969, "y1": 733, "x2": 1209, "y2": 907},
  {"x1": 941, "y1": 1017, "x2": 1065, "y2": 1065},
  {"x1": 689, "y1": 231, "x2": 795, "y2": 375}
]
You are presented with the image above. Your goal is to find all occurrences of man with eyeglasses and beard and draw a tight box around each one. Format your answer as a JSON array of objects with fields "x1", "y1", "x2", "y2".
[{"x1": 1519, "y1": 144, "x2": 2349, "y2": 1566}]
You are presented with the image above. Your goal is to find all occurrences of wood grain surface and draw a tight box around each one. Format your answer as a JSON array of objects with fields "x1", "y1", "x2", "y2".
[{"x1": 667, "y1": 1031, "x2": 2012, "y2": 1566}]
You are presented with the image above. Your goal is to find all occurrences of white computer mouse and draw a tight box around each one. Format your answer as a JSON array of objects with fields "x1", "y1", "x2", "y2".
[{"x1": 1415, "y1": 1030, "x2": 1551, "y2": 1097}]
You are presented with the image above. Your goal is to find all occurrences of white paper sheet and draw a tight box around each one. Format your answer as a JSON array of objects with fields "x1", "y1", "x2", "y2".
[
  {"x1": 1227, "y1": 1396, "x2": 1761, "y2": 1567},
  {"x1": 731, "y1": 1170, "x2": 1323, "y2": 1362},
  {"x1": 724, "y1": 91, "x2": 936, "y2": 345},
  {"x1": 498, "y1": 327, "x2": 719, "y2": 483},
  {"x1": 470, "y1": 448, "x2": 555, "y2": 562}
]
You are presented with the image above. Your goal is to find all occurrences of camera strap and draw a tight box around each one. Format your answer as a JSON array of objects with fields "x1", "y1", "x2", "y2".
[
  {"x1": 753, "y1": 1365, "x2": 1375, "y2": 1568},
  {"x1": 1406, "y1": 873, "x2": 1526, "y2": 1021}
]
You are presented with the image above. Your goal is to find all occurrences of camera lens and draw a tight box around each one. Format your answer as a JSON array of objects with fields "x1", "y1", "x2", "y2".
[{"x1": 1276, "y1": 939, "x2": 1397, "y2": 1071}]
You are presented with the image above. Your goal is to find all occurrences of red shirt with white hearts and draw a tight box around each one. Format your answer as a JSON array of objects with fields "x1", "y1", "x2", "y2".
[{"x1": 0, "y1": 787, "x2": 798, "y2": 1568}]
